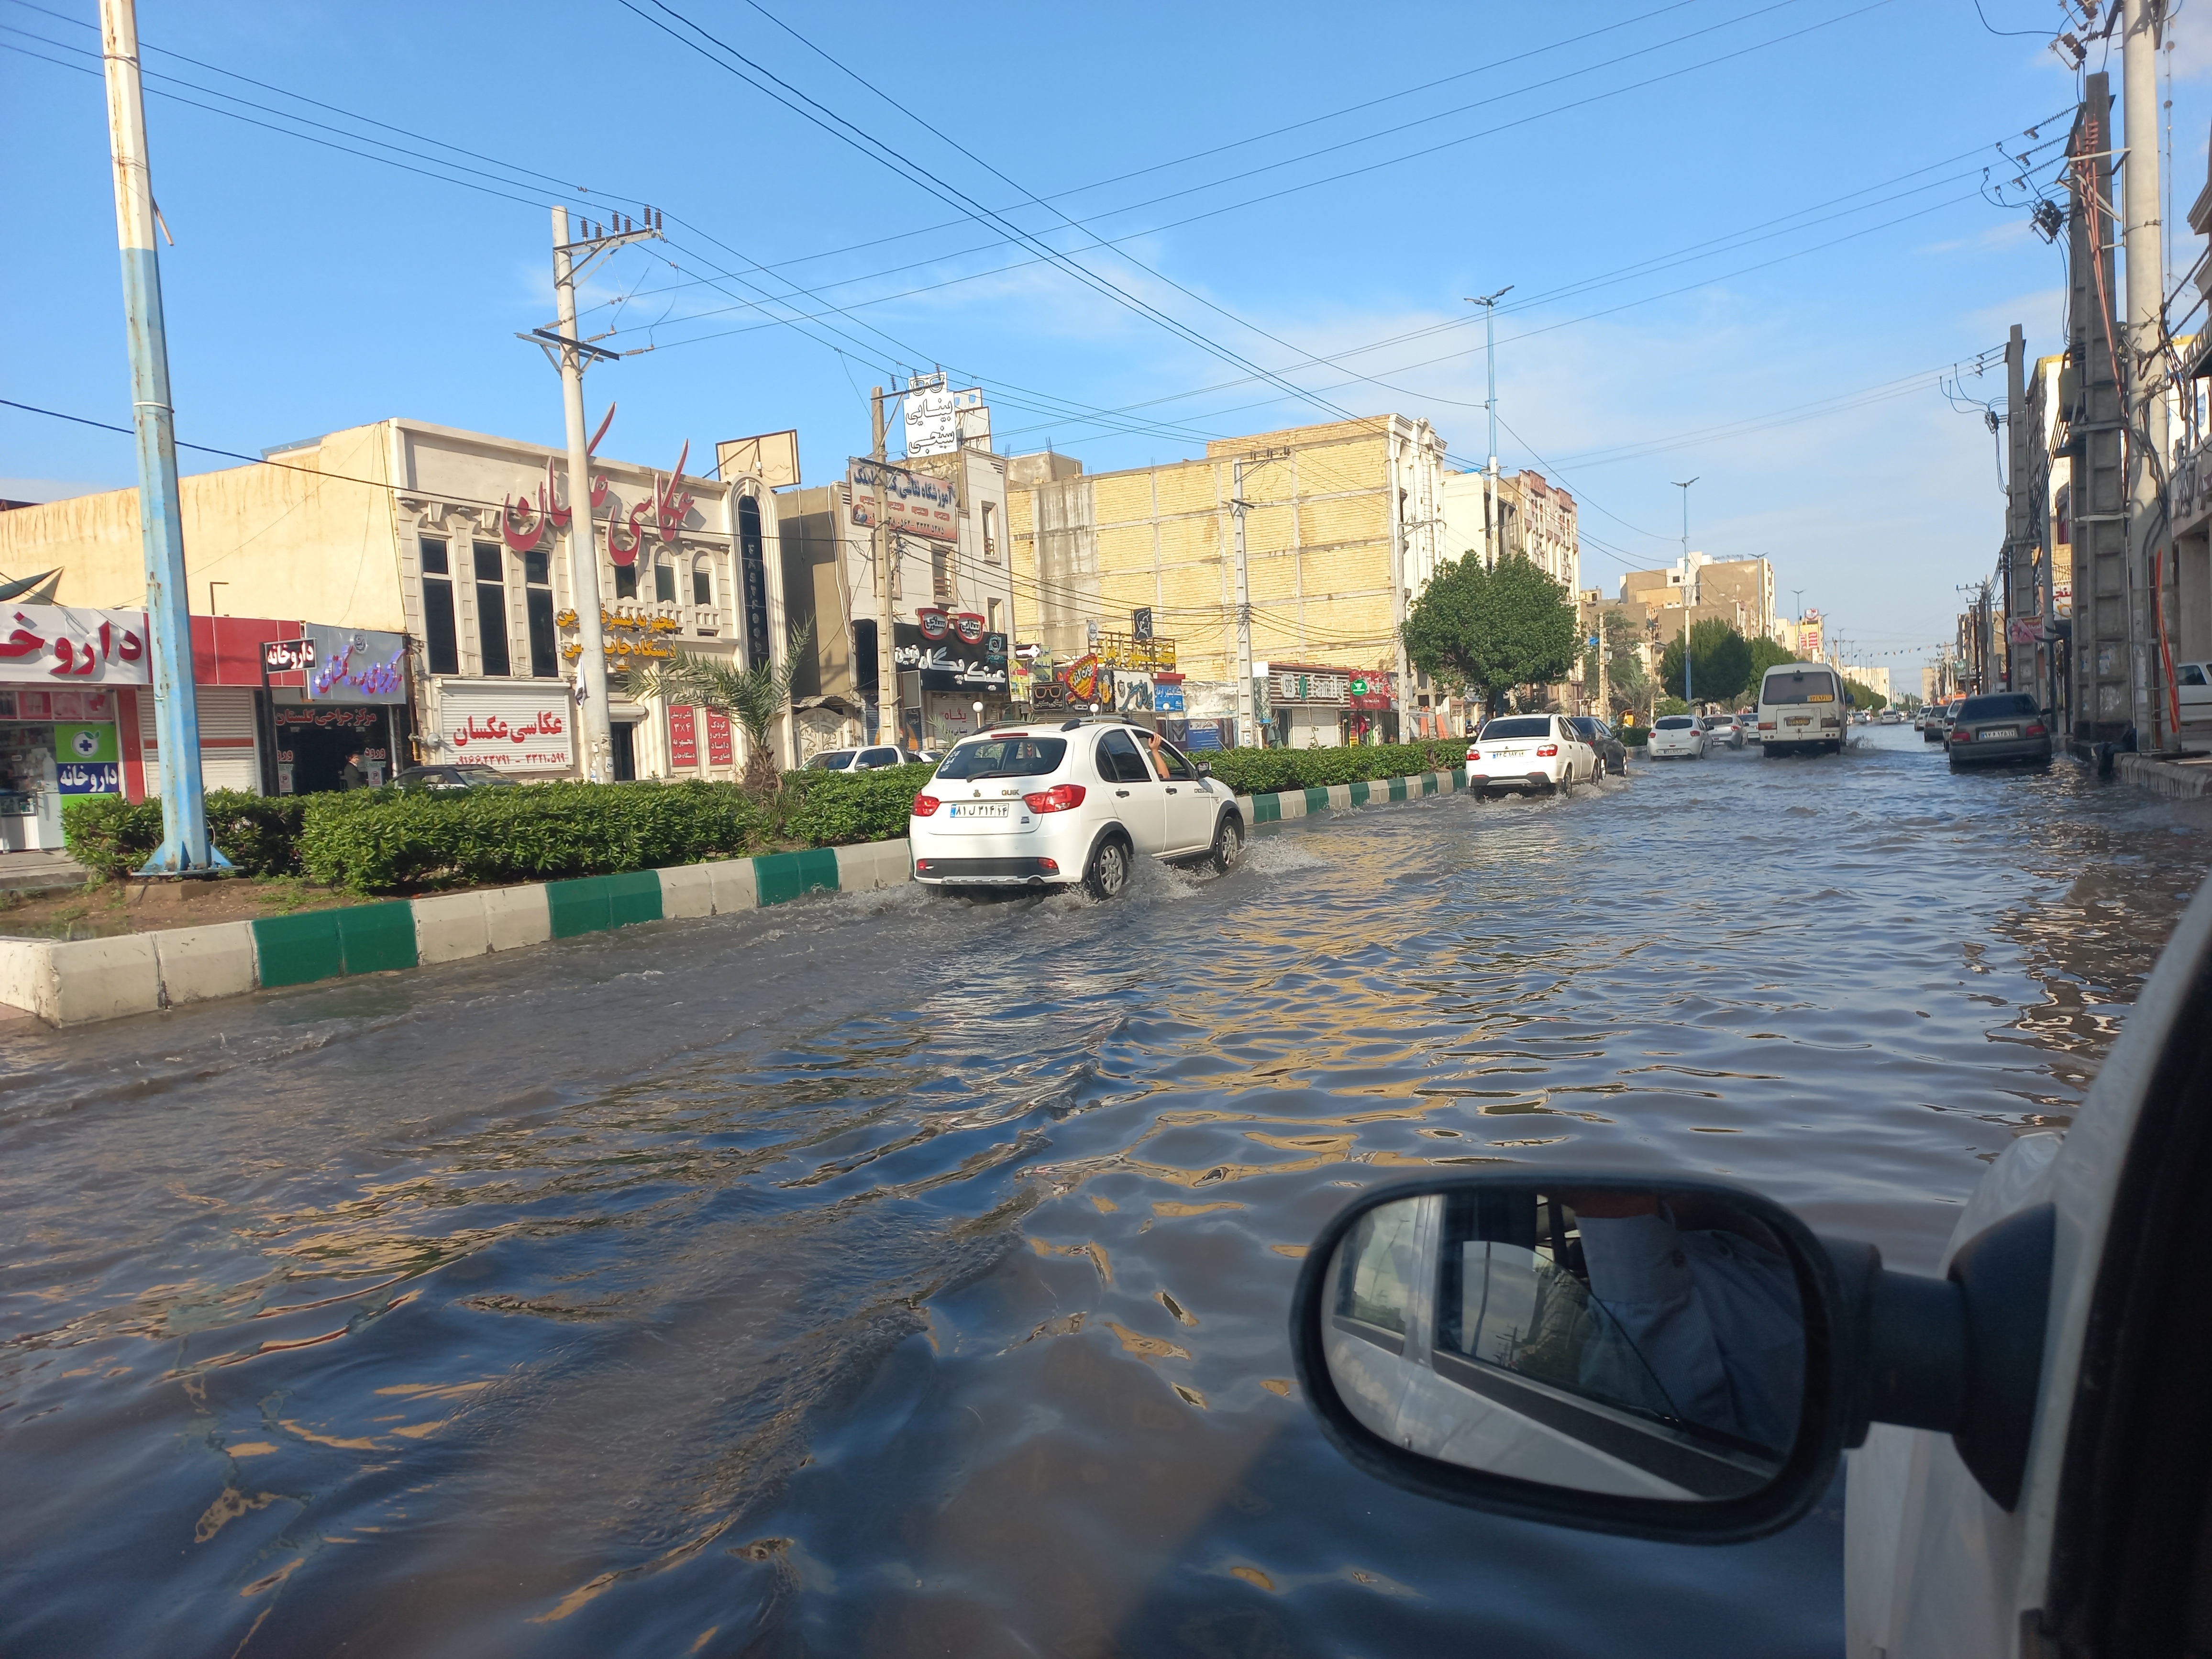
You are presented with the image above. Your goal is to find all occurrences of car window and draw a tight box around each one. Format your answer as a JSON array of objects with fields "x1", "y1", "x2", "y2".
[
  {"x1": 1480, "y1": 717, "x2": 1552, "y2": 740},
  {"x1": 1336, "y1": 1200, "x2": 1418, "y2": 1336},
  {"x1": 2182, "y1": 664, "x2": 2208, "y2": 686},
  {"x1": 1762, "y1": 670, "x2": 1839, "y2": 704},
  {"x1": 859, "y1": 747, "x2": 901, "y2": 768},
  {"x1": 1654, "y1": 717, "x2": 1693, "y2": 730},
  {"x1": 936, "y1": 736, "x2": 1069, "y2": 780},
  {"x1": 453, "y1": 766, "x2": 509, "y2": 784},
  {"x1": 1958, "y1": 695, "x2": 2039, "y2": 720},
  {"x1": 1144, "y1": 735, "x2": 1195, "y2": 781},
  {"x1": 807, "y1": 750, "x2": 855, "y2": 770},
  {"x1": 1096, "y1": 729, "x2": 1152, "y2": 783}
]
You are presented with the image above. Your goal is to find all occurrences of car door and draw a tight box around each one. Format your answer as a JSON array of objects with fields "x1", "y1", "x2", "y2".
[
  {"x1": 1094, "y1": 729, "x2": 1166, "y2": 854},
  {"x1": 1145, "y1": 734, "x2": 1215, "y2": 852},
  {"x1": 2178, "y1": 662, "x2": 2211, "y2": 721}
]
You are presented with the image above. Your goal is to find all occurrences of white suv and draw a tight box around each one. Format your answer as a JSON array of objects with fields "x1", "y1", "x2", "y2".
[{"x1": 909, "y1": 720, "x2": 1244, "y2": 898}]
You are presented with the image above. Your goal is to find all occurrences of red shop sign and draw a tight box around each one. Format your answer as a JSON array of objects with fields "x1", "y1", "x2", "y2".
[
  {"x1": 668, "y1": 704, "x2": 698, "y2": 768},
  {"x1": 705, "y1": 708, "x2": 733, "y2": 767}
]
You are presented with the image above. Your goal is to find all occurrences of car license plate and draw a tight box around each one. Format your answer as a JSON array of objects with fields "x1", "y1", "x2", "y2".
[
  {"x1": 948, "y1": 803, "x2": 1010, "y2": 819},
  {"x1": 1785, "y1": 716, "x2": 1811, "y2": 726},
  {"x1": 1982, "y1": 726, "x2": 2019, "y2": 740}
]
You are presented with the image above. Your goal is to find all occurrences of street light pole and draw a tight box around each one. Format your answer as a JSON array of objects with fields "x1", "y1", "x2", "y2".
[
  {"x1": 1465, "y1": 288, "x2": 1512, "y2": 567},
  {"x1": 1673, "y1": 478, "x2": 1698, "y2": 707}
]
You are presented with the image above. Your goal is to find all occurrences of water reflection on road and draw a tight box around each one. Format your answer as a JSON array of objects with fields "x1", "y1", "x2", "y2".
[{"x1": 2, "y1": 728, "x2": 2204, "y2": 1657}]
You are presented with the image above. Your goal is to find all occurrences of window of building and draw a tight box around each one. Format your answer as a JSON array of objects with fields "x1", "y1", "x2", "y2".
[
  {"x1": 524, "y1": 547, "x2": 557, "y2": 678},
  {"x1": 474, "y1": 542, "x2": 511, "y2": 676},
  {"x1": 654, "y1": 553, "x2": 677, "y2": 605},
  {"x1": 615, "y1": 560, "x2": 637, "y2": 600},
  {"x1": 420, "y1": 537, "x2": 459, "y2": 676},
  {"x1": 932, "y1": 545, "x2": 952, "y2": 603},
  {"x1": 982, "y1": 501, "x2": 999, "y2": 564},
  {"x1": 692, "y1": 557, "x2": 712, "y2": 606},
  {"x1": 987, "y1": 597, "x2": 1003, "y2": 636}
]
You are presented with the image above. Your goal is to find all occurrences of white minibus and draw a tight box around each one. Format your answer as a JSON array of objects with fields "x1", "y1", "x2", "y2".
[{"x1": 1756, "y1": 662, "x2": 1847, "y2": 756}]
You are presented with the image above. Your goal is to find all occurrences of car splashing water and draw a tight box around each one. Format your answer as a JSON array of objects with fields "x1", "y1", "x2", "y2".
[{"x1": 1, "y1": 727, "x2": 2205, "y2": 1658}]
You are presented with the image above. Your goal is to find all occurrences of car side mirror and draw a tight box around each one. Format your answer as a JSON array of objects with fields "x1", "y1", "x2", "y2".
[
  {"x1": 1195, "y1": 760, "x2": 1212, "y2": 778},
  {"x1": 1290, "y1": 1173, "x2": 2053, "y2": 1544}
]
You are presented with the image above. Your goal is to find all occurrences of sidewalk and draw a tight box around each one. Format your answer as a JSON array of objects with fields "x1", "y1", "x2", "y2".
[
  {"x1": 2114, "y1": 752, "x2": 2212, "y2": 800},
  {"x1": 0, "y1": 850, "x2": 90, "y2": 895}
]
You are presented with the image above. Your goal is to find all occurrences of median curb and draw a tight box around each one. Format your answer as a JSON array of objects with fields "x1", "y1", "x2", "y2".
[
  {"x1": 2114, "y1": 752, "x2": 2212, "y2": 800},
  {"x1": 0, "y1": 767, "x2": 1469, "y2": 1028}
]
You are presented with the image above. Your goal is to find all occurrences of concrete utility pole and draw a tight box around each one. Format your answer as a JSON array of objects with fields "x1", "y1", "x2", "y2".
[
  {"x1": 870, "y1": 387, "x2": 896, "y2": 747},
  {"x1": 1673, "y1": 477, "x2": 1698, "y2": 706},
  {"x1": 98, "y1": 0, "x2": 224, "y2": 874},
  {"x1": 2068, "y1": 71, "x2": 2128, "y2": 745},
  {"x1": 1232, "y1": 457, "x2": 1257, "y2": 748},
  {"x1": 538, "y1": 205, "x2": 658, "y2": 781},
  {"x1": 1466, "y1": 288, "x2": 1511, "y2": 567},
  {"x1": 2003, "y1": 325, "x2": 2031, "y2": 692},
  {"x1": 2123, "y1": 0, "x2": 2170, "y2": 749}
]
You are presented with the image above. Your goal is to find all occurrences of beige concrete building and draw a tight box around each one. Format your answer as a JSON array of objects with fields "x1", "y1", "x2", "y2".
[
  {"x1": 1436, "y1": 467, "x2": 1581, "y2": 593},
  {"x1": 1005, "y1": 416, "x2": 1449, "y2": 739},
  {"x1": 0, "y1": 419, "x2": 785, "y2": 783}
]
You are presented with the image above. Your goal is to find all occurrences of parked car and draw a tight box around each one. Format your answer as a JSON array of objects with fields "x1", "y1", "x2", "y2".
[
  {"x1": 1644, "y1": 714, "x2": 1707, "y2": 760},
  {"x1": 1947, "y1": 691, "x2": 2053, "y2": 770},
  {"x1": 1464, "y1": 714, "x2": 1600, "y2": 794},
  {"x1": 1756, "y1": 663, "x2": 1847, "y2": 756},
  {"x1": 1702, "y1": 713, "x2": 1746, "y2": 750},
  {"x1": 1736, "y1": 708, "x2": 1763, "y2": 745},
  {"x1": 1565, "y1": 715, "x2": 1628, "y2": 776},
  {"x1": 908, "y1": 719, "x2": 1242, "y2": 898},
  {"x1": 805, "y1": 745, "x2": 907, "y2": 772},
  {"x1": 1287, "y1": 861, "x2": 2212, "y2": 1659},
  {"x1": 2176, "y1": 660, "x2": 2212, "y2": 723},
  {"x1": 391, "y1": 764, "x2": 519, "y2": 791}
]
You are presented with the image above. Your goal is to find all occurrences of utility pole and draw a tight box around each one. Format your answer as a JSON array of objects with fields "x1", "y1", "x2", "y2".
[
  {"x1": 2003, "y1": 325, "x2": 2031, "y2": 692},
  {"x1": 2123, "y1": 0, "x2": 2169, "y2": 750},
  {"x1": 98, "y1": 0, "x2": 224, "y2": 874},
  {"x1": 1232, "y1": 457, "x2": 1257, "y2": 748},
  {"x1": 1673, "y1": 478, "x2": 1698, "y2": 706},
  {"x1": 2068, "y1": 71, "x2": 2127, "y2": 748},
  {"x1": 870, "y1": 387, "x2": 896, "y2": 747},
  {"x1": 1466, "y1": 288, "x2": 1512, "y2": 567},
  {"x1": 535, "y1": 205, "x2": 659, "y2": 782}
]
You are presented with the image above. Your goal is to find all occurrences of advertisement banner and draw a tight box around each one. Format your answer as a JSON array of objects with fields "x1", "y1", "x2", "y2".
[
  {"x1": 439, "y1": 683, "x2": 574, "y2": 772},
  {"x1": 2007, "y1": 616, "x2": 2044, "y2": 645},
  {"x1": 706, "y1": 708, "x2": 734, "y2": 767},
  {"x1": 669, "y1": 705, "x2": 698, "y2": 768},
  {"x1": 893, "y1": 620, "x2": 1007, "y2": 692},
  {"x1": 55, "y1": 722, "x2": 118, "y2": 764},
  {"x1": 0, "y1": 606, "x2": 152, "y2": 685},
  {"x1": 848, "y1": 460, "x2": 959, "y2": 542},
  {"x1": 303, "y1": 626, "x2": 409, "y2": 704}
]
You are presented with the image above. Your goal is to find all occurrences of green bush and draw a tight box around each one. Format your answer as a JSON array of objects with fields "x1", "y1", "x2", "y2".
[
  {"x1": 1203, "y1": 738, "x2": 1466, "y2": 796},
  {"x1": 299, "y1": 780, "x2": 772, "y2": 895},
  {"x1": 774, "y1": 763, "x2": 935, "y2": 847},
  {"x1": 1621, "y1": 725, "x2": 1651, "y2": 747},
  {"x1": 62, "y1": 789, "x2": 304, "y2": 879}
]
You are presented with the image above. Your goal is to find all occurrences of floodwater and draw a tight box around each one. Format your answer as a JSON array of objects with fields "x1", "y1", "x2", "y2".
[{"x1": 3, "y1": 726, "x2": 2206, "y2": 1658}]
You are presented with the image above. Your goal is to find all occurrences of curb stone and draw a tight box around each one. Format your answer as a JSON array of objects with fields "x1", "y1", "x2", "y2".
[{"x1": 0, "y1": 767, "x2": 1471, "y2": 1028}]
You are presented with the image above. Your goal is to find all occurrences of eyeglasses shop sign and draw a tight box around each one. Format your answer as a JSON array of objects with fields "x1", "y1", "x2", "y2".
[{"x1": 439, "y1": 684, "x2": 574, "y2": 772}]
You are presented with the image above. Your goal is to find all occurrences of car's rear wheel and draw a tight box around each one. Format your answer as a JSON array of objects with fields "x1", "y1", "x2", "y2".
[
  {"x1": 1084, "y1": 834, "x2": 1132, "y2": 899},
  {"x1": 1209, "y1": 812, "x2": 1244, "y2": 873}
]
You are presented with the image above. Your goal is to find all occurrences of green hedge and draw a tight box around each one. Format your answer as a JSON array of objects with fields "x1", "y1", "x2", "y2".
[
  {"x1": 1621, "y1": 725, "x2": 1651, "y2": 748},
  {"x1": 1201, "y1": 738, "x2": 1467, "y2": 797},
  {"x1": 62, "y1": 790, "x2": 306, "y2": 880},
  {"x1": 298, "y1": 780, "x2": 772, "y2": 895},
  {"x1": 775, "y1": 763, "x2": 936, "y2": 848}
]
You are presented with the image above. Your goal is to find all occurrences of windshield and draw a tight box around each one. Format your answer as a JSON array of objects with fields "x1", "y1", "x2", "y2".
[
  {"x1": 1654, "y1": 717, "x2": 1694, "y2": 730},
  {"x1": 1479, "y1": 717, "x2": 1552, "y2": 740},
  {"x1": 1762, "y1": 670, "x2": 1838, "y2": 705},
  {"x1": 935, "y1": 736, "x2": 1069, "y2": 780}
]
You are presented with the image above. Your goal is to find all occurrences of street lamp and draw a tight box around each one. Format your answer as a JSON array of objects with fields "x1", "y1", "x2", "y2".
[
  {"x1": 1672, "y1": 478, "x2": 1698, "y2": 707},
  {"x1": 1465, "y1": 287, "x2": 1513, "y2": 567},
  {"x1": 972, "y1": 699, "x2": 984, "y2": 735}
]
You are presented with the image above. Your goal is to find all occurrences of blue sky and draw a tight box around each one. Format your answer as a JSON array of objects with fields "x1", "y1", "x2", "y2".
[{"x1": 5, "y1": 0, "x2": 2207, "y2": 684}]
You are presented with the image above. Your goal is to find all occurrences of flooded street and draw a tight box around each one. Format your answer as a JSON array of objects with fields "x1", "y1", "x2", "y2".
[{"x1": 4, "y1": 726, "x2": 2207, "y2": 1659}]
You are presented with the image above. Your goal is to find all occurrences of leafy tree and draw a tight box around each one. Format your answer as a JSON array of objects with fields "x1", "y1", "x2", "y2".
[
  {"x1": 1843, "y1": 675, "x2": 1887, "y2": 714},
  {"x1": 1659, "y1": 618, "x2": 1754, "y2": 705},
  {"x1": 1746, "y1": 635, "x2": 1797, "y2": 684},
  {"x1": 1654, "y1": 697, "x2": 1690, "y2": 717},
  {"x1": 1402, "y1": 553, "x2": 1579, "y2": 720}
]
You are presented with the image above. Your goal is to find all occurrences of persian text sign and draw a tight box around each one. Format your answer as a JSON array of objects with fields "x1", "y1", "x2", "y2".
[
  {"x1": 439, "y1": 685, "x2": 574, "y2": 772},
  {"x1": 706, "y1": 708, "x2": 734, "y2": 767},
  {"x1": 0, "y1": 606, "x2": 151, "y2": 685},
  {"x1": 304, "y1": 625, "x2": 409, "y2": 704},
  {"x1": 848, "y1": 460, "x2": 958, "y2": 542},
  {"x1": 668, "y1": 705, "x2": 698, "y2": 768}
]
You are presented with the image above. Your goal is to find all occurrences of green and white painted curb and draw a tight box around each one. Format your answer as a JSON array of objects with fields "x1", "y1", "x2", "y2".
[{"x1": 0, "y1": 768, "x2": 1468, "y2": 1028}]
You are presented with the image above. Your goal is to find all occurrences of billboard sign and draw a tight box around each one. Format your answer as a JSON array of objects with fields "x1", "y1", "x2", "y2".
[
  {"x1": 0, "y1": 606, "x2": 151, "y2": 685},
  {"x1": 439, "y1": 683, "x2": 574, "y2": 772},
  {"x1": 303, "y1": 625, "x2": 409, "y2": 704},
  {"x1": 905, "y1": 386, "x2": 959, "y2": 457},
  {"x1": 849, "y1": 460, "x2": 958, "y2": 541}
]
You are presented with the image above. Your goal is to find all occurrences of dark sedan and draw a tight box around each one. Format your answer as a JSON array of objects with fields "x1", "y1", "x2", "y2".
[
  {"x1": 1947, "y1": 692, "x2": 2052, "y2": 769},
  {"x1": 1566, "y1": 715, "x2": 1628, "y2": 775},
  {"x1": 392, "y1": 763, "x2": 520, "y2": 791}
]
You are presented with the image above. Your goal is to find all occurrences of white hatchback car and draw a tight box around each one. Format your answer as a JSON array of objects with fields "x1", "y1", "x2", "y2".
[
  {"x1": 804, "y1": 744, "x2": 909, "y2": 772},
  {"x1": 1463, "y1": 714, "x2": 1599, "y2": 796},
  {"x1": 1645, "y1": 714, "x2": 1707, "y2": 759},
  {"x1": 909, "y1": 720, "x2": 1243, "y2": 898}
]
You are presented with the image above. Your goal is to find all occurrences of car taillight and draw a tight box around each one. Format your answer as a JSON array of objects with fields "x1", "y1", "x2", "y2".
[
  {"x1": 2025, "y1": 722, "x2": 2046, "y2": 737},
  {"x1": 1023, "y1": 783, "x2": 1087, "y2": 813},
  {"x1": 1039, "y1": 858, "x2": 1060, "y2": 874},
  {"x1": 1951, "y1": 730, "x2": 1971, "y2": 742},
  {"x1": 1758, "y1": 722, "x2": 1775, "y2": 730},
  {"x1": 912, "y1": 794, "x2": 941, "y2": 815},
  {"x1": 1537, "y1": 743, "x2": 1559, "y2": 757},
  {"x1": 1465, "y1": 750, "x2": 1481, "y2": 761}
]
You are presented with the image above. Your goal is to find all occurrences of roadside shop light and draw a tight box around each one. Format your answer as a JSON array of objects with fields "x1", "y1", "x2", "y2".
[
  {"x1": 913, "y1": 794, "x2": 942, "y2": 815},
  {"x1": 1536, "y1": 744, "x2": 1559, "y2": 757},
  {"x1": 1023, "y1": 783, "x2": 1087, "y2": 813}
]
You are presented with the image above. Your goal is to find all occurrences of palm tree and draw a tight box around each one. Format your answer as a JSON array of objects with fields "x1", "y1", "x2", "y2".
[{"x1": 617, "y1": 621, "x2": 812, "y2": 790}]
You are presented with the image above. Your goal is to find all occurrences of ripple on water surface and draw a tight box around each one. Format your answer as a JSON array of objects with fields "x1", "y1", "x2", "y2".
[{"x1": 0, "y1": 731, "x2": 2205, "y2": 1657}]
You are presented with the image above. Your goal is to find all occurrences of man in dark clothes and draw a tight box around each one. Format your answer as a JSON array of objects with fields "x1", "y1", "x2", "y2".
[{"x1": 340, "y1": 750, "x2": 371, "y2": 790}]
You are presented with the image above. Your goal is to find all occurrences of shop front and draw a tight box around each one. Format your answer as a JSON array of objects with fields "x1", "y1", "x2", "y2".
[
  {"x1": 0, "y1": 606, "x2": 148, "y2": 851},
  {"x1": 895, "y1": 612, "x2": 1009, "y2": 750},
  {"x1": 267, "y1": 624, "x2": 411, "y2": 792}
]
